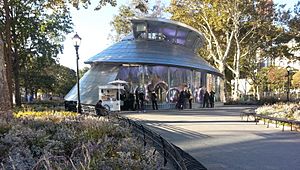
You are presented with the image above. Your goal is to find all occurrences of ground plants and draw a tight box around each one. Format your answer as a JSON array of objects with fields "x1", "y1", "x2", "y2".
[
  {"x1": 0, "y1": 111, "x2": 163, "y2": 169},
  {"x1": 256, "y1": 103, "x2": 300, "y2": 120}
]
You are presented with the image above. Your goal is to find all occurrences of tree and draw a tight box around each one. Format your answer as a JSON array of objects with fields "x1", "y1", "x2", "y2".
[
  {"x1": 168, "y1": 0, "x2": 295, "y2": 102},
  {"x1": 0, "y1": 0, "x2": 73, "y2": 106},
  {"x1": 267, "y1": 66, "x2": 287, "y2": 93},
  {"x1": 256, "y1": 67, "x2": 269, "y2": 100},
  {"x1": 49, "y1": 64, "x2": 77, "y2": 96},
  {"x1": 292, "y1": 70, "x2": 300, "y2": 89},
  {"x1": 109, "y1": 5, "x2": 135, "y2": 42},
  {"x1": 79, "y1": 66, "x2": 90, "y2": 78},
  {"x1": 168, "y1": 0, "x2": 247, "y2": 102},
  {"x1": 0, "y1": 38, "x2": 11, "y2": 111},
  {"x1": 287, "y1": 2, "x2": 300, "y2": 51}
]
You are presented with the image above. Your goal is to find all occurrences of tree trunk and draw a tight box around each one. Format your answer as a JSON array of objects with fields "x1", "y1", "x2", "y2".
[
  {"x1": 218, "y1": 62, "x2": 227, "y2": 102},
  {"x1": 233, "y1": 37, "x2": 241, "y2": 101},
  {"x1": 3, "y1": 0, "x2": 13, "y2": 107},
  {"x1": 11, "y1": 15, "x2": 22, "y2": 107},
  {"x1": 0, "y1": 38, "x2": 12, "y2": 111},
  {"x1": 13, "y1": 51, "x2": 21, "y2": 106}
]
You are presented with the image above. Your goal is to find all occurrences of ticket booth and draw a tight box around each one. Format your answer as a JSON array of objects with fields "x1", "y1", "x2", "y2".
[{"x1": 98, "y1": 85, "x2": 124, "y2": 111}]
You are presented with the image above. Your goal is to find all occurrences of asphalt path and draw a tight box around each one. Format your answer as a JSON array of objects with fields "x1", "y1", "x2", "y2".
[{"x1": 123, "y1": 105, "x2": 300, "y2": 170}]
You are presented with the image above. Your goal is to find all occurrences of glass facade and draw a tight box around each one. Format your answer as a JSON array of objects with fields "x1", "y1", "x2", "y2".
[
  {"x1": 115, "y1": 64, "x2": 220, "y2": 104},
  {"x1": 65, "y1": 63, "x2": 221, "y2": 106}
]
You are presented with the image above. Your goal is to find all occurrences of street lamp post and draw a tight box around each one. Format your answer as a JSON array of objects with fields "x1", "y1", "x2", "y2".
[
  {"x1": 72, "y1": 33, "x2": 82, "y2": 114},
  {"x1": 286, "y1": 66, "x2": 292, "y2": 102}
]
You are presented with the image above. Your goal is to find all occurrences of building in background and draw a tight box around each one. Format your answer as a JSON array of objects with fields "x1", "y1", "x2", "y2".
[{"x1": 65, "y1": 17, "x2": 222, "y2": 109}]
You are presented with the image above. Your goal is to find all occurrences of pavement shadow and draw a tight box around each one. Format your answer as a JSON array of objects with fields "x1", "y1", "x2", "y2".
[{"x1": 185, "y1": 131, "x2": 300, "y2": 170}]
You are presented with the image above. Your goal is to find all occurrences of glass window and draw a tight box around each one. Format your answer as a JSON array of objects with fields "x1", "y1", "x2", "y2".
[
  {"x1": 136, "y1": 23, "x2": 146, "y2": 32},
  {"x1": 169, "y1": 67, "x2": 192, "y2": 89}
]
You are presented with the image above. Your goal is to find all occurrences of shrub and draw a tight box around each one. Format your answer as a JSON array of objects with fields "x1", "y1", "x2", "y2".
[
  {"x1": 256, "y1": 103, "x2": 300, "y2": 120},
  {"x1": 0, "y1": 111, "x2": 163, "y2": 169}
]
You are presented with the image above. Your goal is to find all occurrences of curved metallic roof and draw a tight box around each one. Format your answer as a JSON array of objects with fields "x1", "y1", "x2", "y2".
[{"x1": 85, "y1": 40, "x2": 221, "y2": 76}]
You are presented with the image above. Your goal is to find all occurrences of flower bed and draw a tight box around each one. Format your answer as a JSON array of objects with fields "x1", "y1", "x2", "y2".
[
  {"x1": 0, "y1": 111, "x2": 163, "y2": 169},
  {"x1": 256, "y1": 103, "x2": 300, "y2": 120}
]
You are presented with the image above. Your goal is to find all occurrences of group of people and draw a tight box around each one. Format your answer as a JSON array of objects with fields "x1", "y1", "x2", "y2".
[
  {"x1": 202, "y1": 90, "x2": 215, "y2": 108},
  {"x1": 136, "y1": 90, "x2": 159, "y2": 111},
  {"x1": 95, "y1": 86, "x2": 216, "y2": 116},
  {"x1": 176, "y1": 87, "x2": 215, "y2": 110},
  {"x1": 95, "y1": 89, "x2": 158, "y2": 116},
  {"x1": 176, "y1": 87, "x2": 193, "y2": 110}
]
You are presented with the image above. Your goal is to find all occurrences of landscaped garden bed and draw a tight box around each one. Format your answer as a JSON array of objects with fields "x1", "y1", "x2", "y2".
[
  {"x1": 256, "y1": 103, "x2": 300, "y2": 121},
  {"x1": 0, "y1": 111, "x2": 163, "y2": 169}
]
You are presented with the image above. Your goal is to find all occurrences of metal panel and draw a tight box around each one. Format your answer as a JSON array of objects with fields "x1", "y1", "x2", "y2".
[{"x1": 85, "y1": 40, "x2": 221, "y2": 76}]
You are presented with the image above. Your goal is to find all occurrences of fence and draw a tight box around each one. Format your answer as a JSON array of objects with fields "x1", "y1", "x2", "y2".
[
  {"x1": 81, "y1": 104, "x2": 207, "y2": 170},
  {"x1": 241, "y1": 108, "x2": 300, "y2": 131}
]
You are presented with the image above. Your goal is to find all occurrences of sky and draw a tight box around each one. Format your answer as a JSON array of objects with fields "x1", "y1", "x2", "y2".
[{"x1": 59, "y1": 0, "x2": 299, "y2": 70}]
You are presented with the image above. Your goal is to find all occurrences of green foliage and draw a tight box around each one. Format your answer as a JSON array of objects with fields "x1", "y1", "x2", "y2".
[
  {"x1": 0, "y1": 0, "x2": 74, "y2": 106},
  {"x1": 292, "y1": 70, "x2": 300, "y2": 88},
  {"x1": 79, "y1": 66, "x2": 90, "y2": 78},
  {"x1": 256, "y1": 66, "x2": 287, "y2": 93},
  {"x1": 168, "y1": 0, "x2": 299, "y2": 101},
  {"x1": 50, "y1": 64, "x2": 77, "y2": 96},
  {"x1": 109, "y1": 5, "x2": 135, "y2": 42},
  {"x1": 20, "y1": 62, "x2": 76, "y2": 96},
  {"x1": 256, "y1": 67, "x2": 268, "y2": 89},
  {"x1": 267, "y1": 66, "x2": 287, "y2": 91}
]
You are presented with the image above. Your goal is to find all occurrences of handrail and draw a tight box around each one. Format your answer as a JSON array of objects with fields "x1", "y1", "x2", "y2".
[
  {"x1": 255, "y1": 114, "x2": 300, "y2": 131},
  {"x1": 80, "y1": 104, "x2": 207, "y2": 170},
  {"x1": 241, "y1": 108, "x2": 300, "y2": 132}
]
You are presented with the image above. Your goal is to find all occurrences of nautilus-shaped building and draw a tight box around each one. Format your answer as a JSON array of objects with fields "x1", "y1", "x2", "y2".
[{"x1": 65, "y1": 17, "x2": 222, "y2": 109}]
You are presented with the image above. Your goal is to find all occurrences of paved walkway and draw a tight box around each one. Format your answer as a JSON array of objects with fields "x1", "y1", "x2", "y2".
[{"x1": 123, "y1": 105, "x2": 300, "y2": 170}]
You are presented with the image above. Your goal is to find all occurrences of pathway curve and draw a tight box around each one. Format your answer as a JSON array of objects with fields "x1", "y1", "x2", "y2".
[{"x1": 123, "y1": 106, "x2": 300, "y2": 170}]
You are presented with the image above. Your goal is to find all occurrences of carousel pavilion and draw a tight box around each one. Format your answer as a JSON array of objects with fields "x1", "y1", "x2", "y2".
[{"x1": 65, "y1": 17, "x2": 222, "y2": 110}]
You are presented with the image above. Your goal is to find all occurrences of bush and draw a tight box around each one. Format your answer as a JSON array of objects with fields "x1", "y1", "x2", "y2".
[
  {"x1": 256, "y1": 102, "x2": 300, "y2": 120},
  {"x1": 0, "y1": 111, "x2": 163, "y2": 169}
]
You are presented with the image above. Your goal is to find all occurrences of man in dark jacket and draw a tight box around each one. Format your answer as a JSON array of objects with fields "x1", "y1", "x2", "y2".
[
  {"x1": 151, "y1": 91, "x2": 158, "y2": 110},
  {"x1": 95, "y1": 100, "x2": 107, "y2": 116},
  {"x1": 187, "y1": 89, "x2": 193, "y2": 109},
  {"x1": 203, "y1": 91, "x2": 210, "y2": 108},
  {"x1": 138, "y1": 90, "x2": 145, "y2": 112},
  {"x1": 209, "y1": 91, "x2": 215, "y2": 108}
]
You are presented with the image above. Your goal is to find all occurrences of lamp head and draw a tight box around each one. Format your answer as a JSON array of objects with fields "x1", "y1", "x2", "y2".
[
  {"x1": 72, "y1": 32, "x2": 81, "y2": 48},
  {"x1": 287, "y1": 65, "x2": 292, "y2": 72}
]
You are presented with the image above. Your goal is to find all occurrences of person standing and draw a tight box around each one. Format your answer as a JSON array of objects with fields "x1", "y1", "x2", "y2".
[
  {"x1": 203, "y1": 91, "x2": 210, "y2": 108},
  {"x1": 151, "y1": 91, "x2": 158, "y2": 110},
  {"x1": 177, "y1": 90, "x2": 185, "y2": 110},
  {"x1": 138, "y1": 90, "x2": 145, "y2": 112},
  {"x1": 187, "y1": 89, "x2": 193, "y2": 109},
  {"x1": 199, "y1": 86, "x2": 204, "y2": 105},
  {"x1": 135, "y1": 90, "x2": 140, "y2": 111},
  {"x1": 209, "y1": 91, "x2": 215, "y2": 108},
  {"x1": 182, "y1": 88, "x2": 189, "y2": 109},
  {"x1": 128, "y1": 93, "x2": 135, "y2": 111}
]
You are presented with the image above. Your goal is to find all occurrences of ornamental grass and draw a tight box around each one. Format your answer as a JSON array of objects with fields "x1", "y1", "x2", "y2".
[
  {"x1": 0, "y1": 111, "x2": 163, "y2": 169},
  {"x1": 256, "y1": 102, "x2": 300, "y2": 120}
]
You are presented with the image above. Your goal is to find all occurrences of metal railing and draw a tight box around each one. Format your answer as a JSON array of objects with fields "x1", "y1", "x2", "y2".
[
  {"x1": 241, "y1": 108, "x2": 300, "y2": 131},
  {"x1": 81, "y1": 104, "x2": 207, "y2": 170},
  {"x1": 255, "y1": 114, "x2": 300, "y2": 131}
]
